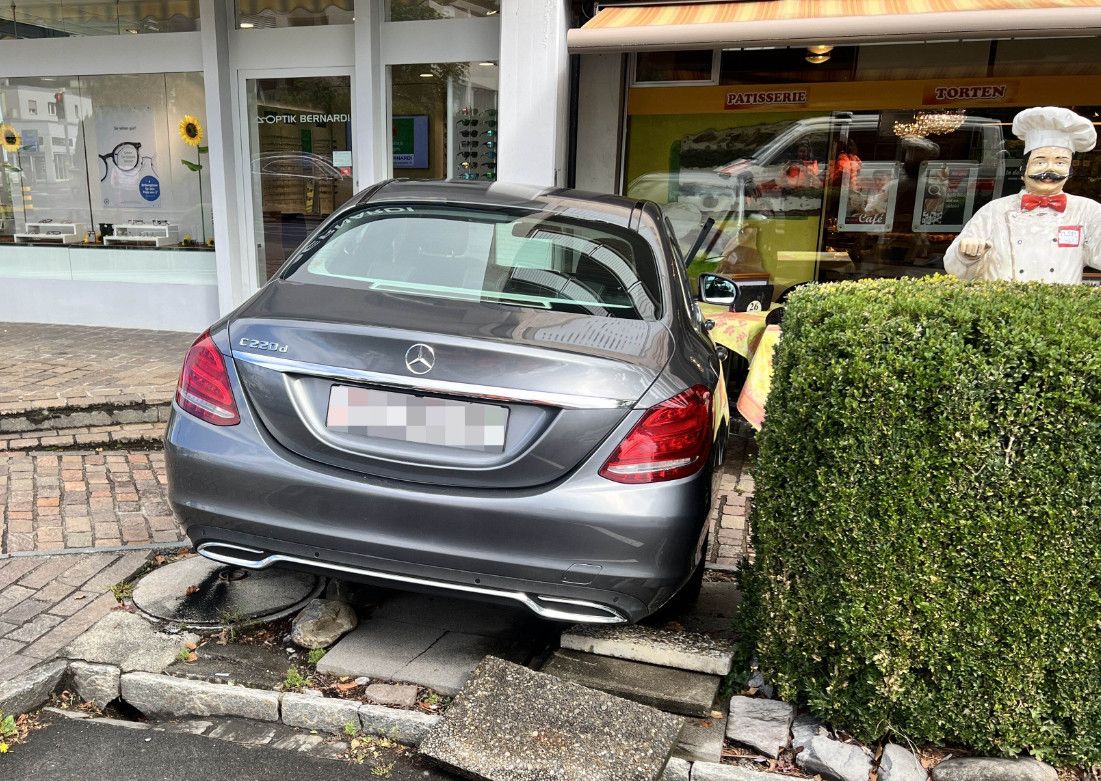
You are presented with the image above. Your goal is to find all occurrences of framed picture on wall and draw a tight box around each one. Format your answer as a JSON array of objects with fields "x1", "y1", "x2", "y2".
[
  {"x1": 837, "y1": 161, "x2": 901, "y2": 233},
  {"x1": 912, "y1": 161, "x2": 979, "y2": 233}
]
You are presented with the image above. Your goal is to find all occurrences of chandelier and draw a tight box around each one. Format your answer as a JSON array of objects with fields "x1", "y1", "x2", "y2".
[{"x1": 893, "y1": 110, "x2": 967, "y2": 138}]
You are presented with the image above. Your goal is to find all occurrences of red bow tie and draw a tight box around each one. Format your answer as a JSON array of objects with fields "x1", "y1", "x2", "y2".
[{"x1": 1021, "y1": 193, "x2": 1067, "y2": 212}]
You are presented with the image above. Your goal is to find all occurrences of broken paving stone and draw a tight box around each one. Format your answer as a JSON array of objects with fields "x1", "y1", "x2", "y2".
[
  {"x1": 674, "y1": 713, "x2": 727, "y2": 763},
  {"x1": 542, "y1": 648, "x2": 720, "y2": 718},
  {"x1": 795, "y1": 733, "x2": 874, "y2": 781},
  {"x1": 290, "y1": 598, "x2": 358, "y2": 650},
  {"x1": 0, "y1": 659, "x2": 67, "y2": 716},
  {"x1": 662, "y1": 756, "x2": 691, "y2": 781},
  {"x1": 932, "y1": 757, "x2": 1057, "y2": 781},
  {"x1": 560, "y1": 623, "x2": 734, "y2": 676},
  {"x1": 419, "y1": 656, "x2": 683, "y2": 781},
  {"x1": 879, "y1": 743, "x2": 928, "y2": 781},
  {"x1": 364, "y1": 682, "x2": 419, "y2": 709},
  {"x1": 69, "y1": 661, "x2": 121, "y2": 709},
  {"x1": 65, "y1": 611, "x2": 199, "y2": 673},
  {"x1": 725, "y1": 696, "x2": 794, "y2": 758}
]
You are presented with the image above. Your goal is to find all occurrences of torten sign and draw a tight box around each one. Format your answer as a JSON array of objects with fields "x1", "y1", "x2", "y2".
[
  {"x1": 725, "y1": 89, "x2": 808, "y2": 109},
  {"x1": 925, "y1": 84, "x2": 1012, "y2": 104}
]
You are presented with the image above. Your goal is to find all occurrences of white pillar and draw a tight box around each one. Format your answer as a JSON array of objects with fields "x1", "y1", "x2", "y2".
[
  {"x1": 199, "y1": 0, "x2": 248, "y2": 314},
  {"x1": 352, "y1": 0, "x2": 388, "y2": 188},
  {"x1": 575, "y1": 53, "x2": 625, "y2": 194},
  {"x1": 497, "y1": 0, "x2": 570, "y2": 187}
]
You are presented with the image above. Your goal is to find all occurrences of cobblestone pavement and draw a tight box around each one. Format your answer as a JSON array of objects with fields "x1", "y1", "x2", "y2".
[
  {"x1": 0, "y1": 322, "x2": 195, "y2": 416},
  {"x1": 0, "y1": 420, "x2": 167, "y2": 451},
  {"x1": 707, "y1": 425, "x2": 756, "y2": 567},
  {"x1": 1, "y1": 451, "x2": 183, "y2": 554},
  {"x1": 0, "y1": 550, "x2": 152, "y2": 682}
]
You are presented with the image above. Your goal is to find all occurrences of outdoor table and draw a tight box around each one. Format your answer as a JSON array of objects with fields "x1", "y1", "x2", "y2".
[{"x1": 699, "y1": 303, "x2": 780, "y2": 431}]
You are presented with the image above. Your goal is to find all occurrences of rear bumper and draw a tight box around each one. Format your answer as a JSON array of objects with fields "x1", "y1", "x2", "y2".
[{"x1": 165, "y1": 401, "x2": 714, "y2": 624}]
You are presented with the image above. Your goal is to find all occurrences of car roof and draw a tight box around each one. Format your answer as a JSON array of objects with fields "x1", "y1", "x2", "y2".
[{"x1": 354, "y1": 179, "x2": 646, "y2": 228}]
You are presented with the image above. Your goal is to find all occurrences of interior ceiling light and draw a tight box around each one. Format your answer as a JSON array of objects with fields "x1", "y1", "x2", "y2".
[
  {"x1": 419, "y1": 73, "x2": 434, "y2": 78},
  {"x1": 807, "y1": 44, "x2": 834, "y2": 55},
  {"x1": 239, "y1": 21, "x2": 254, "y2": 28},
  {"x1": 479, "y1": 62, "x2": 495, "y2": 67},
  {"x1": 805, "y1": 53, "x2": 831, "y2": 64},
  {"x1": 893, "y1": 110, "x2": 967, "y2": 138}
]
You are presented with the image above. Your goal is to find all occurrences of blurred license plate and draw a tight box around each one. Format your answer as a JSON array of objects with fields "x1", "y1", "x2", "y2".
[{"x1": 326, "y1": 386, "x2": 508, "y2": 452}]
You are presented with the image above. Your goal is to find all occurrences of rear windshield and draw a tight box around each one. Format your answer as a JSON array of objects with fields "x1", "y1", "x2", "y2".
[{"x1": 286, "y1": 205, "x2": 663, "y2": 320}]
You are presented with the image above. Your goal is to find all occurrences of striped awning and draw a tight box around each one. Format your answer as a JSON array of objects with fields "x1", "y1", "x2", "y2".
[{"x1": 568, "y1": 0, "x2": 1101, "y2": 52}]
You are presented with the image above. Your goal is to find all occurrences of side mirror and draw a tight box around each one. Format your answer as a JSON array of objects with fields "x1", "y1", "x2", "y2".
[{"x1": 698, "y1": 272, "x2": 738, "y2": 306}]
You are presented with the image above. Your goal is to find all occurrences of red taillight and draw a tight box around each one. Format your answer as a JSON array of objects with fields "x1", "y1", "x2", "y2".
[
  {"x1": 599, "y1": 385, "x2": 712, "y2": 484},
  {"x1": 175, "y1": 332, "x2": 240, "y2": 426}
]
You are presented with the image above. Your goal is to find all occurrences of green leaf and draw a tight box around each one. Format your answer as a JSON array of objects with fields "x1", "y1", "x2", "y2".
[
  {"x1": 2, "y1": 163, "x2": 21, "y2": 173},
  {"x1": 180, "y1": 159, "x2": 203, "y2": 172},
  {"x1": 197, "y1": 146, "x2": 209, "y2": 154}
]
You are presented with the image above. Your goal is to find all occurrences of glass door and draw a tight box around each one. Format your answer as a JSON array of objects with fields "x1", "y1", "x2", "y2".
[{"x1": 245, "y1": 75, "x2": 353, "y2": 282}]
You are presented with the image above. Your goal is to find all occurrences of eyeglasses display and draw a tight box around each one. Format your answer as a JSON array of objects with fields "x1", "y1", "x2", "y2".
[{"x1": 454, "y1": 104, "x2": 498, "y2": 183}]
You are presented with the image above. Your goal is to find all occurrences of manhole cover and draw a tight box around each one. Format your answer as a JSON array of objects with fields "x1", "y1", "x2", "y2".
[{"x1": 133, "y1": 555, "x2": 323, "y2": 627}]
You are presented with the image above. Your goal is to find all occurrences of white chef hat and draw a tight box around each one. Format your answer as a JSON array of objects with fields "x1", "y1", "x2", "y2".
[{"x1": 1013, "y1": 106, "x2": 1097, "y2": 154}]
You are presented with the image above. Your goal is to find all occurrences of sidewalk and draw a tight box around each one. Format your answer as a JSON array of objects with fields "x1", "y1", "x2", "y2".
[{"x1": 0, "y1": 321, "x2": 755, "y2": 687}]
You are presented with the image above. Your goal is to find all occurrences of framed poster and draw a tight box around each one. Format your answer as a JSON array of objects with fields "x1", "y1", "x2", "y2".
[
  {"x1": 95, "y1": 106, "x2": 160, "y2": 209},
  {"x1": 913, "y1": 161, "x2": 979, "y2": 233},
  {"x1": 837, "y1": 161, "x2": 900, "y2": 233},
  {"x1": 392, "y1": 115, "x2": 429, "y2": 169}
]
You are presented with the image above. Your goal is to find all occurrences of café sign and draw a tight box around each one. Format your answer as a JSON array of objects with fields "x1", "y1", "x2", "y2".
[
  {"x1": 725, "y1": 89, "x2": 808, "y2": 110},
  {"x1": 924, "y1": 83, "x2": 1014, "y2": 105}
]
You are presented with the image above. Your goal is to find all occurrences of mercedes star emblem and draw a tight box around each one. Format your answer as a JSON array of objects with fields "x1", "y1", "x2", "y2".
[{"x1": 405, "y1": 343, "x2": 435, "y2": 375}]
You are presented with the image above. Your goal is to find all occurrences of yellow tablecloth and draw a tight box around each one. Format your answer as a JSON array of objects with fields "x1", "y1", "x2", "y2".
[{"x1": 700, "y1": 304, "x2": 778, "y2": 431}]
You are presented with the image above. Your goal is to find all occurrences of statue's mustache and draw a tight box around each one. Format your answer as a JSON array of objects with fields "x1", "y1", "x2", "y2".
[{"x1": 1028, "y1": 171, "x2": 1069, "y2": 182}]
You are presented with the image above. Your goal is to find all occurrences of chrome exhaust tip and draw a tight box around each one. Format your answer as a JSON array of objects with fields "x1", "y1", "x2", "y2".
[{"x1": 196, "y1": 542, "x2": 628, "y2": 624}]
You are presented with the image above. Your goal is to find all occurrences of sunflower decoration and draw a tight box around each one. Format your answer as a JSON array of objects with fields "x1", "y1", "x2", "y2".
[
  {"x1": 178, "y1": 115, "x2": 203, "y2": 147},
  {"x1": 178, "y1": 114, "x2": 210, "y2": 244},
  {"x1": 1, "y1": 123, "x2": 21, "y2": 153}
]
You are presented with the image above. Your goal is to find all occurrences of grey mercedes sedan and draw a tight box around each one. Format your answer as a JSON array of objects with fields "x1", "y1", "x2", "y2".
[{"x1": 165, "y1": 180, "x2": 730, "y2": 624}]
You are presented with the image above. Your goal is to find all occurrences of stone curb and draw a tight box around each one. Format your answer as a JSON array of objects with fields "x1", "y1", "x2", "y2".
[
  {"x1": 0, "y1": 399, "x2": 170, "y2": 437},
  {"x1": 0, "y1": 660, "x2": 439, "y2": 748}
]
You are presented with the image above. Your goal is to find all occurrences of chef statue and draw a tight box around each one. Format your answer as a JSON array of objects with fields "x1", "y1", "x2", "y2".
[{"x1": 944, "y1": 106, "x2": 1101, "y2": 284}]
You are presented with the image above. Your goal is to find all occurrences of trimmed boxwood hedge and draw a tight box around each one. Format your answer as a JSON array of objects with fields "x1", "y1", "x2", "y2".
[{"x1": 739, "y1": 276, "x2": 1101, "y2": 765}]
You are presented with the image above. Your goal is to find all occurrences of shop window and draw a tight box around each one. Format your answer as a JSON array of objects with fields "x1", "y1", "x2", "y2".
[
  {"x1": 386, "y1": 0, "x2": 498, "y2": 22},
  {"x1": 0, "y1": 74, "x2": 215, "y2": 283},
  {"x1": 245, "y1": 75, "x2": 354, "y2": 281},
  {"x1": 720, "y1": 47, "x2": 857, "y2": 84},
  {"x1": 635, "y1": 51, "x2": 716, "y2": 84},
  {"x1": 236, "y1": 0, "x2": 353, "y2": 28},
  {"x1": 389, "y1": 62, "x2": 498, "y2": 182},
  {"x1": 0, "y1": 1, "x2": 199, "y2": 37}
]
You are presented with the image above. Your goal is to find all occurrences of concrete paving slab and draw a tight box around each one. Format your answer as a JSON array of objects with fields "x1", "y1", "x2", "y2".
[
  {"x1": 420, "y1": 656, "x2": 683, "y2": 781},
  {"x1": 541, "y1": 649, "x2": 720, "y2": 718},
  {"x1": 316, "y1": 618, "x2": 445, "y2": 679},
  {"x1": 400, "y1": 630, "x2": 534, "y2": 696},
  {"x1": 318, "y1": 596, "x2": 552, "y2": 695},
  {"x1": 64, "y1": 611, "x2": 199, "y2": 673},
  {"x1": 132, "y1": 555, "x2": 322, "y2": 628},
  {"x1": 561, "y1": 623, "x2": 735, "y2": 675},
  {"x1": 674, "y1": 713, "x2": 727, "y2": 763}
]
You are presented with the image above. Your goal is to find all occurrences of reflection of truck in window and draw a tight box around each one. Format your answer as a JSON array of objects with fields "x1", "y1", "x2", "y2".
[{"x1": 627, "y1": 111, "x2": 1007, "y2": 293}]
